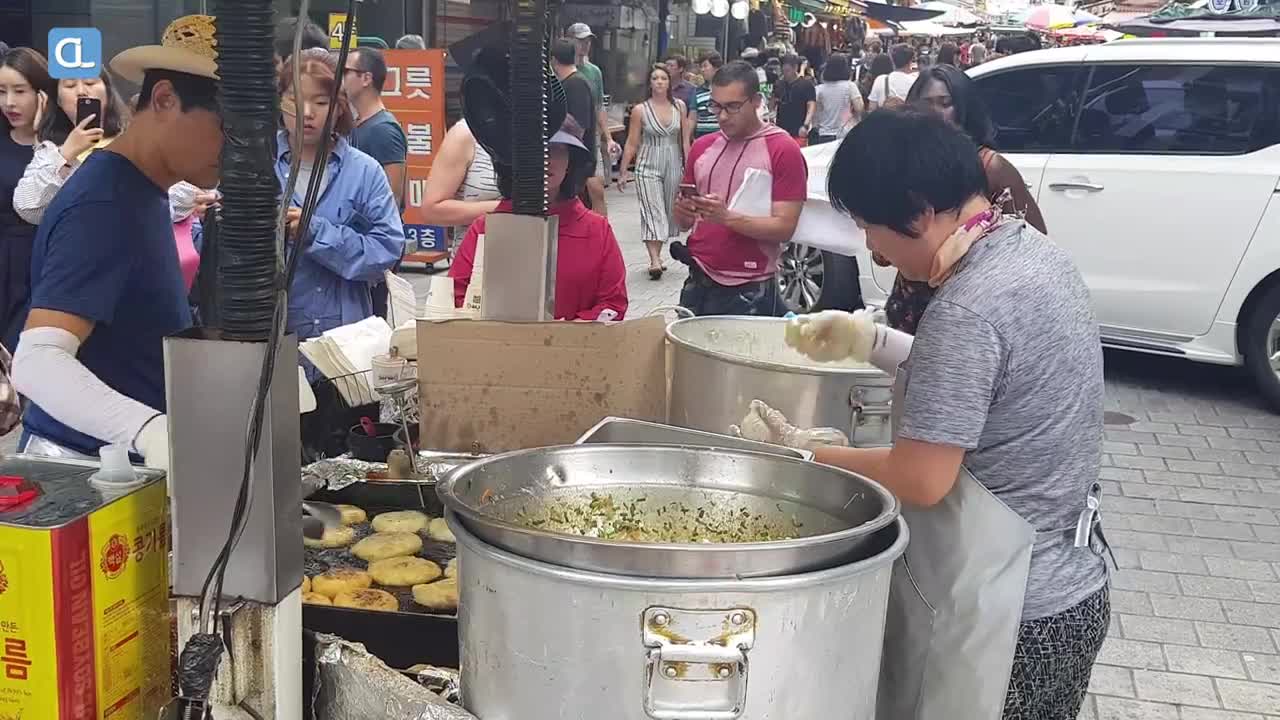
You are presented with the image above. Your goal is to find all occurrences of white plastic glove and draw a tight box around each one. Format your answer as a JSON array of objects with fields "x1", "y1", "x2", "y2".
[
  {"x1": 132, "y1": 414, "x2": 170, "y2": 472},
  {"x1": 785, "y1": 309, "x2": 876, "y2": 363},
  {"x1": 730, "y1": 400, "x2": 850, "y2": 450}
]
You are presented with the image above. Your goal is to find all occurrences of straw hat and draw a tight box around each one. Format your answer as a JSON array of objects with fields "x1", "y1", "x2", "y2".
[{"x1": 111, "y1": 14, "x2": 219, "y2": 83}]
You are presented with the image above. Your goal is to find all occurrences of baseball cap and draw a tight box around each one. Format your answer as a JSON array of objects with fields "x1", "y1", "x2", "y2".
[{"x1": 567, "y1": 23, "x2": 595, "y2": 39}]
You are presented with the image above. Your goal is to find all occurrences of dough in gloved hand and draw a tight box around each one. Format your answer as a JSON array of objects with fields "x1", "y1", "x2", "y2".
[
  {"x1": 785, "y1": 310, "x2": 875, "y2": 363},
  {"x1": 368, "y1": 556, "x2": 443, "y2": 586},
  {"x1": 371, "y1": 510, "x2": 428, "y2": 534},
  {"x1": 730, "y1": 400, "x2": 849, "y2": 450},
  {"x1": 352, "y1": 531, "x2": 423, "y2": 562},
  {"x1": 334, "y1": 588, "x2": 399, "y2": 612}
]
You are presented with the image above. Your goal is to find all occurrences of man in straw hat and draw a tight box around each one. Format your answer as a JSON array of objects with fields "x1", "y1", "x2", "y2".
[{"x1": 12, "y1": 15, "x2": 222, "y2": 469}]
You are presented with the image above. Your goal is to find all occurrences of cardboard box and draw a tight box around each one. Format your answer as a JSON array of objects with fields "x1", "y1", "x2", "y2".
[
  {"x1": 0, "y1": 462, "x2": 169, "y2": 720},
  {"x1": 418, "y1": 316, "x2": 667, "y2": 452}
]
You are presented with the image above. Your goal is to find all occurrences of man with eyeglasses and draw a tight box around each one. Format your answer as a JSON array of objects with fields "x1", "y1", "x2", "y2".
[
  {"x1": 343, "y1": 47, "x2": 407, "y2": 321},
  {"x1": 673, "y1": 61, "x2": 806, "y2": 317}
]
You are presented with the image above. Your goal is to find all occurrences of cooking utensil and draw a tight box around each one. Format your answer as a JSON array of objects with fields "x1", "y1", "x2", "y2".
[
  {"x1": 454, "y1": 513, "x2": 908, "y2": 720},
  {"x1": 437, "y1": 444, "x2": 899, "y2": 578}
]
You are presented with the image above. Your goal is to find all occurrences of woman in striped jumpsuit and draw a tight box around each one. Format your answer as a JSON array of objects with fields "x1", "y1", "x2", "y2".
[{"x1": 618, "y1": 65, "x2": 685, "y2": 279}]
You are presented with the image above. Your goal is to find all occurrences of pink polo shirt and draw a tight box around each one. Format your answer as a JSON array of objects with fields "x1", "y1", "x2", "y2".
[{"x1": 683, "y1": 125, "x2": 808, "y2": 286}]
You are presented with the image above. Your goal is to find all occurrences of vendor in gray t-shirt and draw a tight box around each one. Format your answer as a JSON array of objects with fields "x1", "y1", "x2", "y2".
[{"x1": 770, "y1": 110, "x2": 1111, "y2": 720}]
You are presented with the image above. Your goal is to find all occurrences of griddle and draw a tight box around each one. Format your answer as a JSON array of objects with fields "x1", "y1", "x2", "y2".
[{"x1": 302, "y1": 480, "x2": 459, "y2": 670}]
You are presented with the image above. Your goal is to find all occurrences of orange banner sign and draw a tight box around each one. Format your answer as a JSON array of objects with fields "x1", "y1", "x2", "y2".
[{"x1": 382, "y1": 49, "x2": 448, "y2": 255}]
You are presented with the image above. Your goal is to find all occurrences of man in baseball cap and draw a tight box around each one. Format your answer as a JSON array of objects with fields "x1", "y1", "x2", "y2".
[
  {"x1": 13, "y1": 15, "x2": 223, "y2": 468},
  {"x1": 563, "y1": 22, "x2": 619, "y2": 217}
]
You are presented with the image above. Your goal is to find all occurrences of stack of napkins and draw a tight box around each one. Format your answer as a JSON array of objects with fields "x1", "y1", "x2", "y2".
[{"x1": 299, "y1": 316, "x2": 394, "y2": 406}]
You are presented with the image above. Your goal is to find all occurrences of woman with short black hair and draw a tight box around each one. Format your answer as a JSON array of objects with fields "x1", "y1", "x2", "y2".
[
  {"x1": 878, "y1": 64, "x2": 1047, "y2": 334},
  {"x1": 794, "y1": 108, "x2": 1111, "y2": 720},
  {"x1": 810, "y1": 53, "x2": 863, "y2": 145}
]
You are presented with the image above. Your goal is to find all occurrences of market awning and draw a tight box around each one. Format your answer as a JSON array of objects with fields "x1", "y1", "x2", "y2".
[{"x1": 898, "y1": 19, "x2": 980, "y2": 35}]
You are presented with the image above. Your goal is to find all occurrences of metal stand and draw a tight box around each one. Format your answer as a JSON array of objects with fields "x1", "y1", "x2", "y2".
[
  {"x1": 479, "y1": 213, "x2": 558, "y2": 322},
  {"x1": 164, "y1": 330, "x2": 304, "y2": 720}
]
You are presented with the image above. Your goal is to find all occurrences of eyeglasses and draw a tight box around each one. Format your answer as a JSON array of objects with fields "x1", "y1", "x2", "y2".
[{"x1": 708, "y1": 99, "x2": 752, "y2": 115}]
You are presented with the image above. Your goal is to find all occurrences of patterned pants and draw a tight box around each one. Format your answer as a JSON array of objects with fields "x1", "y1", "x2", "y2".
[{"x1": 1003, "y1": 584, "x2": 1111, "y2": 720}]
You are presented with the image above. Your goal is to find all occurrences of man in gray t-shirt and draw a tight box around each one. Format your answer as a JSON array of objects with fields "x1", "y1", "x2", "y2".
[{"x1": 898, "y1": 220, "x2": 1109, "y2": 621}]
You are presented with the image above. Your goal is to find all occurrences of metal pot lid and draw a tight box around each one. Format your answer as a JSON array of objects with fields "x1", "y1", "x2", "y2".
[
  {"x1": 437, "y1": 444, "x2": 899, "y2": 579},
  {"x1": 665, "y1": 316, "x2": 888, "y2": 378}
]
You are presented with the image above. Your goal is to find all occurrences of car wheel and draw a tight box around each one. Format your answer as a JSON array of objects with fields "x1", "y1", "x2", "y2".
[
  {"x1": 778, "y1": 244, "x2": 862, "y2": 313},
  {"x1": 1243, "y1": 281, "x2": 1280, "y2": 411}
]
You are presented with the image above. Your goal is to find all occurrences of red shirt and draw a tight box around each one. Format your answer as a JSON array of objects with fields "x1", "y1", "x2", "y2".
[
  {"x1": 450, "y1": 199, "x2": 629, "y2": 321},
  {"x1": 683, "y1": 125, "x2": 808, "y2": 286}
]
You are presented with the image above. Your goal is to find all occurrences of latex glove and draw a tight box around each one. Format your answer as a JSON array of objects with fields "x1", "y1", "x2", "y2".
[
  {"x1": 133, "y1": 414, "x2": 170, "y2": 472},
  {"x1": 785, "y1": 309, "x2": 876, "y2": 363},
  {"x1": 730, "y1": 400, "x2": 849, "y2": 450}
]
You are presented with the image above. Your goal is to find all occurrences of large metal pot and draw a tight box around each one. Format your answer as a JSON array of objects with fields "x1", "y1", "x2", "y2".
[
  {"x1": 437, "y1": 444, "x2": 899, "y2": 579},
  {"x1": 453, "y1": 514, "x2": 908, "y2": 720},
  {"x1": 665, "y1": 316, "x2": 893, "y2": 447}
]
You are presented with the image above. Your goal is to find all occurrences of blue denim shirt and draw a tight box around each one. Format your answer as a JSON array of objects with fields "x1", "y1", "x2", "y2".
[{"x1": 275, "y1": 132, "x2": 405, "y2": 343}]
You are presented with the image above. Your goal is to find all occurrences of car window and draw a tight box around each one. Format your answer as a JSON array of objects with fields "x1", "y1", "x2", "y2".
[
  {"x1": 975, "y1": 66, "x2": 1085, "y2": 153},
  {"x1": 1073, "y1": 64, "x2": 1280, "y2": 155}
]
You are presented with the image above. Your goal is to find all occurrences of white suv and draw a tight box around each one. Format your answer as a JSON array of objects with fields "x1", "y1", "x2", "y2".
[{"x1": 790, "y1": 38, "x2": 1280, "y2": 409}]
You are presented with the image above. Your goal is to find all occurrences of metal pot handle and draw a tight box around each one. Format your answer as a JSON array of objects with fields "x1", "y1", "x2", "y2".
[
  {"x1": 849, "y1": 386, "x2": 893, "y2": 444},
  {"x1": 648, "y1": 305, "x2": 695, "y2": 321},
  {"x1": 642, "y1": 607, "x2": 755, "y2": 720}
]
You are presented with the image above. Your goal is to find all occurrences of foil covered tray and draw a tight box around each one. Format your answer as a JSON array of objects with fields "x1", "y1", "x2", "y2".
[
  {"x1": 302, "y1": 451, "x2": 486, "y2": 494},
  {"x1": 309, "y1": 633, "x2": 476, "y2": 720}
]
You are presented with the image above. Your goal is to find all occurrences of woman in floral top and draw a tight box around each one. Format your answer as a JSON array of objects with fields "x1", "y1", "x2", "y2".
[{"x1": 884, "y1": 65, "x2": 1047, "y2": 334}]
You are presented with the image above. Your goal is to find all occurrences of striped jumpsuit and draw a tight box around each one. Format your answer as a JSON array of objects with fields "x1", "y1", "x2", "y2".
[{"x1": 633, "y1": 100, "x2": 684, "y2": 245}]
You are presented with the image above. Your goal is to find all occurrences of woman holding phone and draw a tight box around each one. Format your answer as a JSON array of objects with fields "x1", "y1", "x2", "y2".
[{"x1": 13, "y1": 69, "x2": 128, "y2": 225}]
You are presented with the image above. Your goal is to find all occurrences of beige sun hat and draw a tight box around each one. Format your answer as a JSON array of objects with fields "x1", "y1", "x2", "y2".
[{"x1": 111, "y1": 14, "x2": 219, "y2": 83}]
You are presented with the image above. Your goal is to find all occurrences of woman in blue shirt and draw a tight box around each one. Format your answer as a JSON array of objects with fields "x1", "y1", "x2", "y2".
[{"x1": 278, "y1": 50, "x2": 404, "y2": 343}]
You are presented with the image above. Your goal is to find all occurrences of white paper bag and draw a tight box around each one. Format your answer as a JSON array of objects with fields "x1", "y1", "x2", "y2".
[{"x1": 728, "y1": 168, "x2": 866, "y2": 257}]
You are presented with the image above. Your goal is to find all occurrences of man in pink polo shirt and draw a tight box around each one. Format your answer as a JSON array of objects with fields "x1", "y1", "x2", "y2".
[{"x1": 674, "y1": 60, "x2": 807, "y2": 316}]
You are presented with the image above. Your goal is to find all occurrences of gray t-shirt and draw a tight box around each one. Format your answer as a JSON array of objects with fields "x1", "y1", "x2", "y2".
[{"x1": 898, "y1": 220, "x2": 1109, "y2": 621}]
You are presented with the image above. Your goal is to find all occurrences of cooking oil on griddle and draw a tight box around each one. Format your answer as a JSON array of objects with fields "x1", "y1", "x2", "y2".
[{"x1": 0, "y1": 454, "x2": 169, "y2": 720}]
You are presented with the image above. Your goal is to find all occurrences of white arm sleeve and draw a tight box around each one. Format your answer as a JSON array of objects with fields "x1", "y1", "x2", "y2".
[
  {"x1": 868, "y1": 324, "x2": 915, "y2": 374},
  {"x1": 11, "y1": 326, "x2": 162, "y2": 448},
  {"x1": 13, "y1": 141, "x2": 76, "y2": 226}
]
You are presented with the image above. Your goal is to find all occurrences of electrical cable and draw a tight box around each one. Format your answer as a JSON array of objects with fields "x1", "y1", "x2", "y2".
[
  {"x1": 175, "y1": 1, "x2": 359, "y2": 708},
  {"x1": 197, "y1": 0, "x2": 359, "y2": 633}
]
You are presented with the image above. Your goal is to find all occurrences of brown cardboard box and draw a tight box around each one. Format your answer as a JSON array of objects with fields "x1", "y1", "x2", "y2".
[{"x1": 417, "y1": 317, "x2": 667, "y2": 453}]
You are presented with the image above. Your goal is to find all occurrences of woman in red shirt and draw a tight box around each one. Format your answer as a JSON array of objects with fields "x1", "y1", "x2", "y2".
[{"x1": 451, "y1": 118, "x2": 628, "y2": 321}]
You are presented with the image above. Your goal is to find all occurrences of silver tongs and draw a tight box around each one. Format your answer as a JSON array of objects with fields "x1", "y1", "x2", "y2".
[{"x1": 302, "y1": 500, "x2": 343, "y2": 539}]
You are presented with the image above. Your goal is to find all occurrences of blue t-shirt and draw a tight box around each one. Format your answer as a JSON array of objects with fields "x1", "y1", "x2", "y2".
[{"x1": 24, "y1": 151, "x2": 192, "y2": 454}]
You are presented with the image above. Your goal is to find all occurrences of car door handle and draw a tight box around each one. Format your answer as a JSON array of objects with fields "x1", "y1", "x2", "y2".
[{"x1": 1049, "y1": 181, "x2": 1105, "y2": 193}]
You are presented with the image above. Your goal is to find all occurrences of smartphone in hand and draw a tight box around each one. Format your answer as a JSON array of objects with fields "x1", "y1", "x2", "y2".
[
  {"x1": 76, "y1": 97, "x2": 102, "y2": 129},
  {"x1": 679, "y1": 183, "x2": 699, "y2": 199}
]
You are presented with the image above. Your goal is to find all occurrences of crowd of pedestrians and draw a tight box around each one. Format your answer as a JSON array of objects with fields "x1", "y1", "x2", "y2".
[{"x1": 1, "y1": 16, "x2": 1059, "y2": 465}]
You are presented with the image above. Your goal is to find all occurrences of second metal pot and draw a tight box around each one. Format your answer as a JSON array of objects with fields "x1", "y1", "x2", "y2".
[{"x1": 665, "y1": 316, "x2": 894, "y2": 447}]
